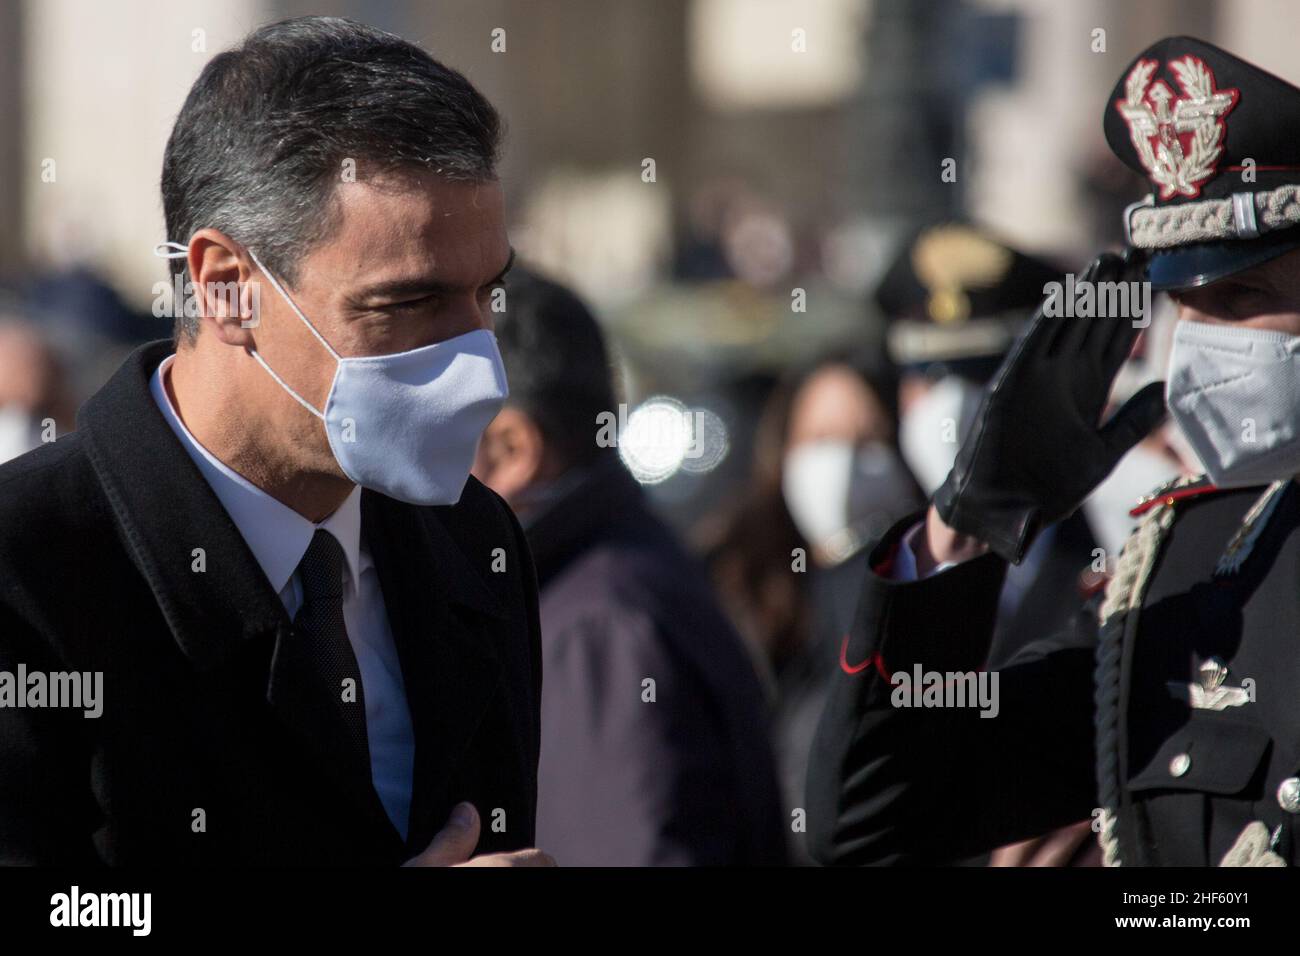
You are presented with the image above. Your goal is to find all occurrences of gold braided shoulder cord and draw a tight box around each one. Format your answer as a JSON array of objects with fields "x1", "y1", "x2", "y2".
[{"x1": 1093, "y1": 476, "x2": 1194, "y2": 866}]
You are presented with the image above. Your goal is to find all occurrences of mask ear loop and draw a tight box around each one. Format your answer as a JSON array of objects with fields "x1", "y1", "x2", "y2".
[
  {"x1": 154, "y1": 241, "x2": 189, "y2": 259},
  {"x1": 243, "y1": 248, "x2": 343, "y2": 422},
  {"x1": 245, "y1": 249, "x2": 341, "y2": 362}
]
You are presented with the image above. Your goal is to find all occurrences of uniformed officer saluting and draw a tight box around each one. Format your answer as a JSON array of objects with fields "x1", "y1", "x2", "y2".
[{"x1": 808, "y1": 36, "x2": 1300, "y2": 867}]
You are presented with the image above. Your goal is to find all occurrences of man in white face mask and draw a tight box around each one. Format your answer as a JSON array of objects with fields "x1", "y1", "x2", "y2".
[
  {"x1": 0, "y1": 17, "x2": 550, "y2": 868},
  {"x1": 1082, "y1": 298, "x2": 1197, "y2": 558},
  {"x1": 880, "y1": 223, "x2": 1065, "y2": 499},
  {"x1": 883, "y1": 224, "x2": 1103, "y2": 672},
  {"x1": 810, "y1": 36, "x2": 1300, "y2": 869}
]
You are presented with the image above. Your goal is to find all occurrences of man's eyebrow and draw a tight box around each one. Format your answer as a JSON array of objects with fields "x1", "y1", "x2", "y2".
[{"x1": 355, "y1": 247, "x2": 516, "y2": 302}]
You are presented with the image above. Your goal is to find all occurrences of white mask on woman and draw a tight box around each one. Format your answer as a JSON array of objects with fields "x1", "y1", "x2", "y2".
[{"x1": 782, "y1": 439, "x2": 916, "y2": 561}]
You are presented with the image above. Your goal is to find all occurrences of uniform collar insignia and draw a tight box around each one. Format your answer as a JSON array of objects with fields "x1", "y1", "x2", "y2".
[{"x1": 1214, "y1": 479, "x2": 1293, "y2": 576}]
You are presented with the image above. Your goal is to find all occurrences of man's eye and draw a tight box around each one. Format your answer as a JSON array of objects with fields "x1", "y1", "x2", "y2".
[
  {"x1": 384, "y1": 294, "x2": 438, "y2": 313},
  {"x1": 1224, "y1": 287, "x2": 1275, "y2": 318}
]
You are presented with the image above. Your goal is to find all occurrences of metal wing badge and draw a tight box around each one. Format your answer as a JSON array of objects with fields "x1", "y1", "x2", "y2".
[{"x1": 1166, "y1": 657, "x2": 1252, "y2": 711}]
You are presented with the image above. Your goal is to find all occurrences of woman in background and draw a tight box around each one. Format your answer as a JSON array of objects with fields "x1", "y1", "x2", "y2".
[{"x1": 702, "y1": 352, "x2": 920, "y2": 863}]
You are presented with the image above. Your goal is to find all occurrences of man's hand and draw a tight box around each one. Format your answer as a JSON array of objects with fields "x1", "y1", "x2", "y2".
[
  {"x1": 932, "y1": 251, "x2": 1166, "y2": 564},
  {"x1": 402, "y1": 803, "x2": 556, "y2": 867},
  {"x1": 912, "y1": 504, "x2": 991, "y2": 576},
  {"x1": 989, "y1": 820, "x2": 1102, "y2": 867}
]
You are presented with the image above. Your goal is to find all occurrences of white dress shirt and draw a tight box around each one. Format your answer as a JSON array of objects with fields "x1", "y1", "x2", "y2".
[{"x1": 150, "y1": 354, "x2": 415, "y2": 840}]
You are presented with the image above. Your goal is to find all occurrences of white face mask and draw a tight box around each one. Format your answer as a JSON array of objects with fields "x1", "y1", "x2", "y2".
[
  {"x1": 0, "y1": 405, "x2": 40, "y2": 465},
  {"x1": 1165, "y1": 319, "x2": 1300, "y2": 489},
  {"x1": 221, "y1": 247, "x2": 508, "y2": 506},
  {"x1": 782, "y1": 440, "x2": 916, "y2": 561},
  {"x1": 899, "y1": 375, "x2": 983, "y2": 496}
]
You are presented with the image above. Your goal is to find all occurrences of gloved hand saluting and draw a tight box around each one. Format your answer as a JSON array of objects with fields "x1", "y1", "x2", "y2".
[{"x1": 931, "y1": 250, "x2": 1167, "y2": 565}]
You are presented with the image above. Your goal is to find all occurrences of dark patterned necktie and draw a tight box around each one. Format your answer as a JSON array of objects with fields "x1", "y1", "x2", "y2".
[{"x1": 276, "y1": 529, "x2": 371, "y2": 774}]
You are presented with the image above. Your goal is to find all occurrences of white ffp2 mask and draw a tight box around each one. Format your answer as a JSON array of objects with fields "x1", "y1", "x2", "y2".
[
  {"x1": 899, "y1": 375, "x2": 983, "y2": 496},
  {"x1": 243, "y1": 247, "x2": 509, "y2": 506},
  {"x1": 0, "y1": 405, "x2": 41, "y2": 465},
  {"x1": 782, "y1": 440, "x2": 916, "y2": 561},
  {"x1": 1166, "y1": 319, "x2": 1300, "y2": 489}
]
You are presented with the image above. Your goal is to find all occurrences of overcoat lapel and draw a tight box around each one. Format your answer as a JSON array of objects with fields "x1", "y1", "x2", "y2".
[{"x1": 361, "y1": 490, "x2": 506, "y2": 855}]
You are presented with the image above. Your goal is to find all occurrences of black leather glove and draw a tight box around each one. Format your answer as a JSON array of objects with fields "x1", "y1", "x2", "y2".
[{"x1": 931, "y1": 250, "x2": 1167, "y2": 564}]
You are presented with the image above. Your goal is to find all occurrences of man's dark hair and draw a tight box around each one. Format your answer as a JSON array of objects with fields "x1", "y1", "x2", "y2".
[
  {"x1": 496, "y1": 270, "x2": 618, "y2": 471},
  {"x1": 161, "y1": 16, "x2": 501, "y2": 345}
]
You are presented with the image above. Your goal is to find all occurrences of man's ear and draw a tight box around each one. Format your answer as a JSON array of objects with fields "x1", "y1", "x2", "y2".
[
  {"x1": 189, "y1": 228, "x2": 256, "y2": 347},
  {"x1": 473, "y1": 406, "x2": 547, "y2": 503}
]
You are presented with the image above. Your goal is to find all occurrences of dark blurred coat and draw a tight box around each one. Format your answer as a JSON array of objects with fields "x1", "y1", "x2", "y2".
[{"x1": 527, "y1": 455, "x2": 788, "y2": 865}]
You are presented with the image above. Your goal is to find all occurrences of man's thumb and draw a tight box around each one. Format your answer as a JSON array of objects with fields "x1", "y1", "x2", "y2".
[
  {"x1": 1100, "y1": 381, "x2": 1167, "y2": 459},
  {"x1": 403, "y1": 802, "x2": 480, "y2": 866}
]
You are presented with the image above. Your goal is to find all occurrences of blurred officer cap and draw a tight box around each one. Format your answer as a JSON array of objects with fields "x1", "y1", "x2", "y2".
[{"x1": 877, "y1": 222, "x2": 1063, "y2": 381}]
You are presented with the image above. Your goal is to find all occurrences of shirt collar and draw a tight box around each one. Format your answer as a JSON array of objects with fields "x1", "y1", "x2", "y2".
[{"x1": 150, "y1": 353, "x2": 364, "y2": 596}]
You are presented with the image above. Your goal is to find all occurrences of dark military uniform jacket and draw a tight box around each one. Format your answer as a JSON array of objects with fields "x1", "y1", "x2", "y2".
[{"x1": 807, "y1": 475, "x2": 1300, "y2": 866}]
